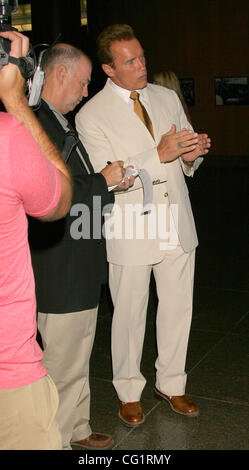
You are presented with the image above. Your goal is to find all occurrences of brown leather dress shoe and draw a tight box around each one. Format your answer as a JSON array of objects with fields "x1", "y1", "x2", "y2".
[
  {"x1": 72, "y1": 432, "x2": 114, "y2": 449},
  {"x1": 154, "y1": 387, "x2": 199, "y2": 417},
  {"x1": 119, "y1": 401, "x2": 145, "y2": 426}
]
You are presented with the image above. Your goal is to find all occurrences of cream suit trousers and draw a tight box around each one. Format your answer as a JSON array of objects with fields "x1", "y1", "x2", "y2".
[
  {"x1": 109, "y1": 245, "x2": 195, "y2": 402},
  {"x1": 38, "y1": 307, "x2": 98, "y2": 450}
]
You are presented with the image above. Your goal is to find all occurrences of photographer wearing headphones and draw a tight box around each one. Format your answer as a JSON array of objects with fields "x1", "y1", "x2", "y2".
[{"x1": 0, "y1": 30, "x2": 72, "y2": 450}]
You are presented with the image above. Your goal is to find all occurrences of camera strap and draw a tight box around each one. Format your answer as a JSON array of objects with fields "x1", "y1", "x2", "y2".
[{"x1": 8, "y1": 55, "x2": 34, "y2": 79}]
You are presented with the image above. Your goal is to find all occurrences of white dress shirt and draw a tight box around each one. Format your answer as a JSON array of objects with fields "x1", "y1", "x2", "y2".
[{"x1": 109, "y1": 79, "x2": 153, "y2": 120}]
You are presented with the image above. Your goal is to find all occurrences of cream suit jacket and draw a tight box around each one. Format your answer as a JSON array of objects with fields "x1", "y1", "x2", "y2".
[{"x1": 75, "y1": 79, "x2": 203, "y2": 266}]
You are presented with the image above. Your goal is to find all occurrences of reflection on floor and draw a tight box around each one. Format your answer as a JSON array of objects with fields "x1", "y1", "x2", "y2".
[{"x1": 74, "y1": 156, "x2": 249, "y2": 451}]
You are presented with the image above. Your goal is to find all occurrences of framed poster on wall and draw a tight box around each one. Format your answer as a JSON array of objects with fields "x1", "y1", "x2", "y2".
[
  {"x1": 215, "y1": 77, "x2": 249, "y2": 105},
  {"x1": 179, "y1": 78, "x2": 195, "y2": 106}
]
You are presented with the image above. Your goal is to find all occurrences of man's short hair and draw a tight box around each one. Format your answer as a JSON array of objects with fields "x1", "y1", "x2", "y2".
[
  {"x1": 97, "y1": 24, "x2": 136, "y2": 65},
  {"x1": 41, "y1": 43, "x2": 88, "y2": 72}
]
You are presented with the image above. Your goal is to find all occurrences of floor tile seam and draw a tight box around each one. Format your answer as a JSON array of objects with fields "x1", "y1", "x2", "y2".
[
  {"x1": 190, "y1": 326, "x2": 244, "y2": 334},
  {"x1": 112, "y1": 426, "x2": 139, "y2": 450},
  {"x1": 191, "y1": 327, "x2": 249, "y2": 337},
  {"x1": 187, "y1": 332, "x2": 230, "y2": 375},
  {"x1": 226, "y1": 331, "x2": 249, "y2": 338},
  {"x1": 191, "y1": 309, "x2": 248, "y2": 331},
  {"x1": 234, "y1": 310, "x2": 249, "y2": 325},
  {"x1": 189, "y1": 312, "x2": 248, "y2": 365},
  {"x1": 221, "y1": 310, "x2": 249, "y2": 335},
  {"x1": 189, "y1": 393, "x2": 249, "y2": 408},
  {"x1": 143, "y1": 401, "x2": 162, "y2": 419},
  {"x1": 192, "y1": 310, "x2": 249, "y2": 322}
]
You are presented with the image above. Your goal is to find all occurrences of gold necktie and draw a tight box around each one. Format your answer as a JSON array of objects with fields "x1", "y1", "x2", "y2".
[{"x1": 130, "y1": 91, "x2": 154, "y2": 140}]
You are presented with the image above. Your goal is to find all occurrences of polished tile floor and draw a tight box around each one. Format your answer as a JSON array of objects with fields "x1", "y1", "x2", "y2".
[{"x1": 74, "y1": 157, "x2": 249, "y2": 451}]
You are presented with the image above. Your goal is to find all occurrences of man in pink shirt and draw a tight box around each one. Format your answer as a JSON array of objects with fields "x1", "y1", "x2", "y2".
[{"x1": 0, "y1": 31, "x2": 72, "y2": 449}]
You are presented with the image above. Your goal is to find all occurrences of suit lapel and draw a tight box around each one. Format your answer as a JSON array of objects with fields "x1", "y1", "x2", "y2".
[{"x1": 145, "y1": 85, "x2": 163, "y2": 142}]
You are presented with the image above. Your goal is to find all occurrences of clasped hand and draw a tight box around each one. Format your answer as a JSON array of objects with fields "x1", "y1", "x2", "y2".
[{"x1": 157, "y1": 124, "x2": 211, "y2": 163}]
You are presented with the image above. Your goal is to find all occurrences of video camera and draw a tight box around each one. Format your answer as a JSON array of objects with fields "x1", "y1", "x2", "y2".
[
  {"x1": 0, "y1": 0, "x2": 35, "y2": 78},
  {"x1": 0, "y1": 1, "x2": 45, "y2": 105}
]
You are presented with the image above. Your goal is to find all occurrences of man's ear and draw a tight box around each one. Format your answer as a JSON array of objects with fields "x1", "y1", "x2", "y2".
[
  {"x1": 102, "y1": 63, "x2": 115, "y2": 78},
  {"x1": 56, "y1": 64, "x2": 68, "y2": 84}
]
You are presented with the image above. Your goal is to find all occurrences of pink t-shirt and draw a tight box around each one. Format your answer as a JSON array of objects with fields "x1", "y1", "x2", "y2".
[{"x1": 0, "y1": 113, "x2": 61, "y2": 388}]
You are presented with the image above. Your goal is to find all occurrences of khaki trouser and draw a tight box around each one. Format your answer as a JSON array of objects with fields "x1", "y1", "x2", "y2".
[
  {"x1": 38, "y1": 307, "x2": 98, "y2": 450},
  {"x1": 0, "y1": 375, "x2": 61, "y2": 450}
]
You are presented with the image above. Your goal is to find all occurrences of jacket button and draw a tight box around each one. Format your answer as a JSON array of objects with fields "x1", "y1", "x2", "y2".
[{"x1": 164, "y1": 192, "x2": 168, "y2": 197}]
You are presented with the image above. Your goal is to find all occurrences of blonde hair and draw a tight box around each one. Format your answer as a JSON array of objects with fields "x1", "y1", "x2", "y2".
[{"x1": 154, "y1": 71, "x2": 184, "y2": 102}]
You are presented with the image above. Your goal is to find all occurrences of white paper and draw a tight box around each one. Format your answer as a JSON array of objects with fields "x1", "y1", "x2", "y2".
[{"x1": 108, "y1": 168, "x2": 153, "y2": 213}]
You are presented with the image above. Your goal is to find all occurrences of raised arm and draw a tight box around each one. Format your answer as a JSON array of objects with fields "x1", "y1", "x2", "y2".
[{"x1": 0, "y1": 30, "x2": 72, "y2": 220}]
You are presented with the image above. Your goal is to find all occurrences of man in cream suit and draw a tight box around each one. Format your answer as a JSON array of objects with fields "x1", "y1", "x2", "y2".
[{"x1": 76, "y1": 24, "x2": 211, "y2": 426}]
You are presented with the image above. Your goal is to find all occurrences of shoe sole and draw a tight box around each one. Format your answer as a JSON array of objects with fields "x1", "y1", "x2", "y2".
[
  {"x1": 154, "y1": 388, "x2": 199, "y2": 418},
  {"x1": 118, "y1": 411, "x2": 145, "y2": 427}
]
